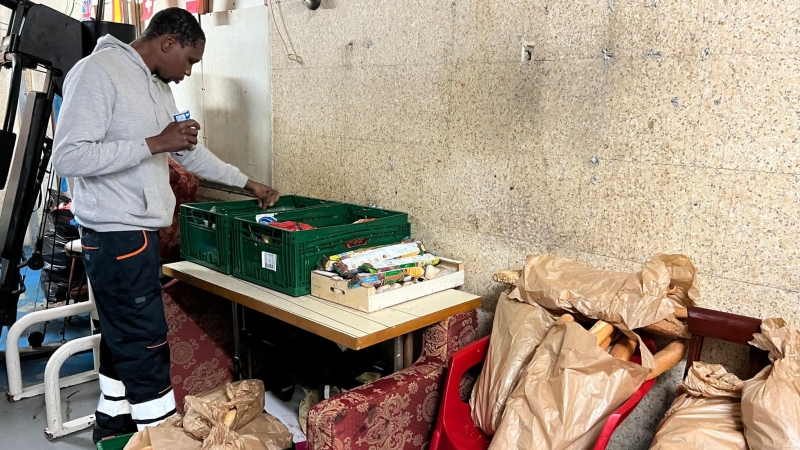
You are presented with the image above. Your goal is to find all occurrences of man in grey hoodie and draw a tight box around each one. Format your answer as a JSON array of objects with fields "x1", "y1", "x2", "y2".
[{"x1": 52, "y1": 8, "x2": 278, "y2": 442}]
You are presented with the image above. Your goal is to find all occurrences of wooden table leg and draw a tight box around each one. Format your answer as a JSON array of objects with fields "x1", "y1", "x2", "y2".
[{"x1": 403, "y1": 333, "x2": 413, "y2": 368}]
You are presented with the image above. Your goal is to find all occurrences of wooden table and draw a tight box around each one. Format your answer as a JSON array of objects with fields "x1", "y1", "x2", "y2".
[{"x1": 162, "y1": 261, "x2": 481, "y2": 372}]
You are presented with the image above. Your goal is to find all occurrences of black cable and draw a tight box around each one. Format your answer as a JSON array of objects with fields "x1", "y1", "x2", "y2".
[
  {"x1": 43, "y1": 180, "x2": 62, "y2": 310},
  {"x1": 34, "y1": 176, "x2": 51, "y2": 243},
  {"x1": 32, "y1": 171, "x2": 51, "y2": 213}
]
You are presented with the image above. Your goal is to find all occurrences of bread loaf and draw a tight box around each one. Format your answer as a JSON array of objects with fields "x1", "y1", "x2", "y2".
[
  {"x1": 599, "y1": 335, "x2": 613, "y2": 351},
  {"x1": 609, "y1": 335, "x2": 638, "y2": 362},
  {"x1": 646, "y1": 339, "x2": 688, "y2": 380},
  {"x1": 223, "y1": 409, "x2": 237, "y2": 428},
  {"x1": 492, "y1": 270, "x2": 522, "y2": 285},
  {"x1": 589, "y1": 320, "x2": 615, "y2": 346},
  {"x1": 640, "y1": 319, "x2": 691, "y2": 339}
]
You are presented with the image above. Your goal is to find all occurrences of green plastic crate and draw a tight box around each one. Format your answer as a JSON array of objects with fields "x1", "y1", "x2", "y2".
[
  {"x1": 96, "y1": 433, "x2": 134, "y2": 450},
  {"x1": 232, "y1": 204, "x2": 411, "y2": 296},
  {"x1": 95, "y1": 432, "x2": 293, "y2": 449},
  {"x1": 180, "y1": 196, "x2": 339, "y2": 274}
]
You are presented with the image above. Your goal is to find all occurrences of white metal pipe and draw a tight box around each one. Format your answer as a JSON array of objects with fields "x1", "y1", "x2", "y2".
[
  {"x1": 45, "y1": 414, "x2": 96, "y2": 440},
  {"x1": 11, "y1": 370, "x2": 98, "y2": 401},
  {"x1": 44, "y1": 334, "x2": 100, "y2": 437},
  {"x1": 5, "y1": 301, "x2": 95, "y2": 398}
]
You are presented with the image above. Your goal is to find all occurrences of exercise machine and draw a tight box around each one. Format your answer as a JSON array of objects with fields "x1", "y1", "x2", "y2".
[{"x1": 0, "y1": 0, "x2": 134, "y2": 334}]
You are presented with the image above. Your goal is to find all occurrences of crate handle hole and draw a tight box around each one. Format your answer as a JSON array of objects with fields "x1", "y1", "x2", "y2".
[{"x1": 346, "y1": 238, "x2": 369, "y2": 248}]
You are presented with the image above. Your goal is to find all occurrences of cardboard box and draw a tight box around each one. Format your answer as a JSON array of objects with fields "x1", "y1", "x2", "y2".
[{"x1": 310, "y1": 258, "x2": 464, "y2": 313}]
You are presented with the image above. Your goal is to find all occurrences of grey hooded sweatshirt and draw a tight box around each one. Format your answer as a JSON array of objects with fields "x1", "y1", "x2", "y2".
[{"x1": 53, "y1": 35, "x2": 248, "y2": 232}]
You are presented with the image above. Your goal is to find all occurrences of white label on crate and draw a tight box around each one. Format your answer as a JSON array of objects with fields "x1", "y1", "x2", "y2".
[{"x1": 261, "y1": 252, "x2": 277, "y2": 271}]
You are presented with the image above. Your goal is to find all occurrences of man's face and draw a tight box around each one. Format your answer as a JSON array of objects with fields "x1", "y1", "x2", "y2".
[{"x1": 157, "y1": 36, "x2": 204, "y2": 84}]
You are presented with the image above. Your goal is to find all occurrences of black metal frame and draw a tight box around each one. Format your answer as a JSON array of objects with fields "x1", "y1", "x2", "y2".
[{"x1": 0, "y1": 0, "x2": 136, "y2": 329}]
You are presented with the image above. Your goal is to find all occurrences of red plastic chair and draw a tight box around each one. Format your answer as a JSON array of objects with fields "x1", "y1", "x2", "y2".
[{"x1": 430, "y1": 335, "x2": 657, "y2": 450}]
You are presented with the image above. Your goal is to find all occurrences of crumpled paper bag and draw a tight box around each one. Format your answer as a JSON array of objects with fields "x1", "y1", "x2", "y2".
[
  {"x1": 742, "y1": 318, "x2": 800, "y2": 450},
  {"x1": 124, "y1": 380, "x2": 293, "y2": 450},
  {"x1": 124, "y1": 415, "x2": 202, "y2": 450},
  {"x1": 489, "y1": 319, "x2": 648, "y2": 450},
  {"x1": 650, "y1": 362, "x2": 747, "y2": 450},
  {"x1": 470, "y1": 292, "x2": 557, "y2": 435},
  {"x1": 230, "y1": 414, "x2": 295, "y2": 450},
  {"x1": 183, "y1": 380, "x2": 267, "y2": 441},
  {"x1": 511, "y1": 253, "x2": 699, "y2": 367}
]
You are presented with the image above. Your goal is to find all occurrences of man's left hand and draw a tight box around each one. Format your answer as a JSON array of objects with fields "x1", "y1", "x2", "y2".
[{"x1": 245, "y1": 179, "x2": 280, "y2": 208}]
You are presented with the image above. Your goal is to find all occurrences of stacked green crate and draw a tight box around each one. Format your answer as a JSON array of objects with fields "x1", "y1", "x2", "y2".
[
  {"x1": 232, "y1": 204, "x2": 410, "y2": 296},
  {"x1": 179, "y1": 196, "x2": 339, "y2": 274},
  {"x1": 96, "y1": 434, "x2": 134, "y2": 450}
]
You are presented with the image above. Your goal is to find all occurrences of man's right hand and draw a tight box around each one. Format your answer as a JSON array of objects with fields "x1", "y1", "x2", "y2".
[{"x1": 146, "y1": 120, "x2": 201, "y2": 155}]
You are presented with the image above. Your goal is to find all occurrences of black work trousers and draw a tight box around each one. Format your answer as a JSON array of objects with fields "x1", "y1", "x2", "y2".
[{"x1": 81, "y1": 229, "x2": 175, "y2": 433}]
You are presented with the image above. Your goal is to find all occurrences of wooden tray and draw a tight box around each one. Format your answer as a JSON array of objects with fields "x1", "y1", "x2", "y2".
[{"x1": 310, "y1": 258, "x2": 465, "y2": 313}]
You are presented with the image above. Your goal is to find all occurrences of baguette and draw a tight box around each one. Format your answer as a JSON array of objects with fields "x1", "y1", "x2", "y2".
[
  {"x1": 589, "y1": 320, "x2": 615, "y2": 346},
  {"x1": 646, "y1": 339, "x2": 688, "y2": 380},
  {"x1": 674, "y1": 307, "x2": 688, "y2": 320},
  {"x1": 492, "y1": 270, "x2": 522, "y2": 285},
  {"x1": 223, "y1": 409, "x2": 237, "y2": 428},
  {"x1": 599, "y1": 335, "x2": 613, "y2": 351},
  {"x1": 667, "y1": 283, "x2": 678, "y2": 295},
  {"x1": 640, "y1": 319, "x2": 691, "y2": 339},
  {"x1": 609, "y1": 335, "x2": 638, "y2": 362}
]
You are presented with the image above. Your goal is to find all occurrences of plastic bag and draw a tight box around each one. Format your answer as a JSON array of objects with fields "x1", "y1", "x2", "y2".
[
  {"x1": 470, "y1": 293, "x2": 556, "y2": 435},
  {"x1": 489, "y1": 319, "x2": 648, "y2": 450},
  {"x1": 741, "y1": 318, "x2": 800, "y2": 450},
  {"x1": 124, "y1": 380, "x2": 293, "y2": 450},
  {"x1": 39, "y1": 190, "x2": 82, "y2": 303},
  {"x1": 649, "y1": 362, "x2": 747, "y2": 450},
  {"x1": 511, "y1": 253, "x2": 699, "y2": 368}
]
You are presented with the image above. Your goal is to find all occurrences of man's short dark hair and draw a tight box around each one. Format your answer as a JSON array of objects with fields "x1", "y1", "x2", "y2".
[{"x1": 141, "y1": 8, "x2": 205, "y2": 47}]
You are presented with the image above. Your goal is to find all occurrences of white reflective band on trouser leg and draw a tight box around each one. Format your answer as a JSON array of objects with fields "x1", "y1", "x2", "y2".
[
  {"x1": 131, "y1": 389, "x2": 176, "y2": 430},
  {"x1": 97, "y1": 394, "x2": 131, "y2": 417},
  {"x1": 98, "y1": 373, "x2": 127, "y2": 398}
]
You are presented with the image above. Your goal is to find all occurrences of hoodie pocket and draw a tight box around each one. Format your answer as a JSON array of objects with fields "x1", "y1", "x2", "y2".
[{"x1": 141, "y1": 186, "x2": 170, "y2": 219}]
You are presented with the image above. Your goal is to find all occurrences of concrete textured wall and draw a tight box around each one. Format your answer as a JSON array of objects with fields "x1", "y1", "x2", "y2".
[{"x1": 268, "y1": 0, "x2": 799, "y2": 447}]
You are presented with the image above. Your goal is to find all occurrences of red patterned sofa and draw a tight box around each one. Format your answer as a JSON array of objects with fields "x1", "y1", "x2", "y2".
[
  {"x1": 160, "y1": 159, "x2": 235, "y2": 410},
  {"x1": 307, "y1": 310, "x2": 478, "y2": 450}
]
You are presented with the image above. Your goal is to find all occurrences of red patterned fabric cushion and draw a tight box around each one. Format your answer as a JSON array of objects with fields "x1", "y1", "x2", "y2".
[
  {"x1": 159, "y1": 158, "x2": 199, "y2": 265},
  {"x1": 164, "y1": 282, "x2": 235, "y2": 411},
  {"x1": 307, "y1": 311, "x2": 478, "y2": 450}
]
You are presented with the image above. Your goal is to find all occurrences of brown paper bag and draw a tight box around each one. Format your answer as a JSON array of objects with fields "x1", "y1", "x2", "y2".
[
  {"x1": 183, "y1": 379, "x2": 267, "y2": 440},
  {"x1": 649, "y1": 362, "x2": 747, "y2": 450},
  {"x1": 470, "y1": 293, "x2": 557, "y2": 435},
  {"x1": 123, "y1": 416, "x2": 202, "y2": 450},
  {"x1": 742, "y1": 318, "x2": 800, "y2": 450},
  {"x1": 489, "y1": 319, "x2": 648, "y2": 450},
  {"x1": 511, "y1": 253, "x2": 699, "y2": 367},
  {"x1": 235, "y1": 414, "x2": 294, "y2": 450},
  {"x1": 124, "y1": 380, "x2": 292, "y2": 450}
]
